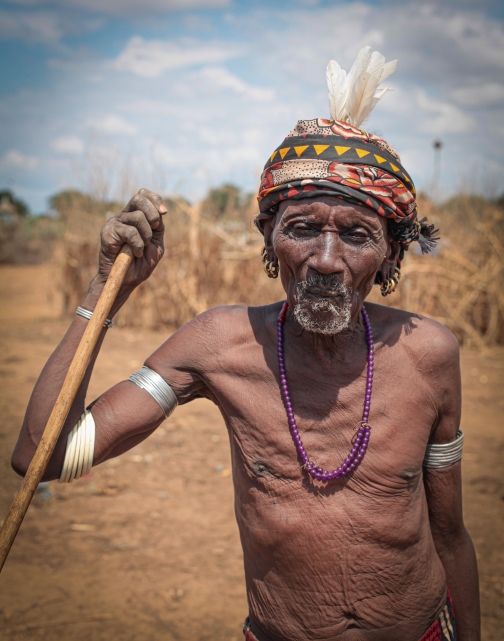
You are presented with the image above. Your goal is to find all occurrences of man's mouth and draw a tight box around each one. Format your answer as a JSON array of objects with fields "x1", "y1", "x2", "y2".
[
  {"x1": 305, "y1": 286, "x2": 344, "y2": 299},
  {"x1": 294, "y1": 276, "x2": 353, "y2": 335}
]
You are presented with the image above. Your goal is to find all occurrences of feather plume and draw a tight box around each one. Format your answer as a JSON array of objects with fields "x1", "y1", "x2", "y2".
[
  {"x1": 326, "y1": 60, "x2": 347, "y2": 121},
  {"x1": 326, "y1": 47, "x2": 397, "y2": 128}
]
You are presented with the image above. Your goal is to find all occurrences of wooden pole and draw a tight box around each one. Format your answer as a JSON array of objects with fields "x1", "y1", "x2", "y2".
[{"x1": 0, "y1": 245, "x2": 133, "y2": 571}]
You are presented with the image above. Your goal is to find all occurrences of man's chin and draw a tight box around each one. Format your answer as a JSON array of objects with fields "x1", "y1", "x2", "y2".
[{"x1": 293, "y1": 303, "x2": 351, "y2": 335}]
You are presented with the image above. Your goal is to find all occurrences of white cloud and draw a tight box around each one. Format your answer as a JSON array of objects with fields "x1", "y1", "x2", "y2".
[
  {"x1": 0, "y1": 9, "x2": 63, "y2": 45},
  {"x1": 47, "y1": 51, "x2": 102, "y2": 73},
  {"x1": 0, "y1": 9, "x2": 103, "y2": 46},
  {"x1": 433, "y1": 7, "x2": 504, "y2": 70},
  {"x1": 416, "y1": 90, "x2": 473, "y2": 134},
  {"x1": 451, "y1": 83, "x2": 504, "y2": 107},
  {"x1": 2, "y1": 1, "x2": 504, "y2": 212},
  {"x1": 118, "y1": 98, "x2": 208, "y2": 123},
  {"x1": 118, "y1": 98, "x2": 173, "y2": 115},
  {"x1": 194, "y1": 66, "x2": 274, "y2": 102},
  {"x1": 0, "y1": 149, "x2": 39, "y2": 170},
  {"x1": 152, "y1": 143, "x2": 181, "y2": 168},
  {"x1": 51, "y1": 135, "x2": 85, "y2": 154},
  {"x1": 111, "y1": 36, "x2": 243, "y2": 79},
  {"x1": 6, "y1": 0, "x2": 230, "y2": 14},
  {"x1": 267, "y1": 3, "x2": 504, "y2": 91},
  {"x1": 85, "y1": 114, "x2": 138, "y2": 136}
]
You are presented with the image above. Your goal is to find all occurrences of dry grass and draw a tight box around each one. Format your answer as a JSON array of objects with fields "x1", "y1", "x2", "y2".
[
  {"x1": 0, "y1": 214, "x2": 61, "y2": 264},
  {"x1": 367, "y1": 195, "x2": 504, "y2": 348},
  {"x1": 50, "y1": 189, "x2": 284, "y2": 329},
  {"x1": 50, "y1": 190, "x2": 504, "y2": 347}
]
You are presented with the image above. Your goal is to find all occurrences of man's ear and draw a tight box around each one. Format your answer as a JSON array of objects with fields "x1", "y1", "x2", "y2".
[
  {"x1": 387, "y1": 240, "x2": 402, "y2": 266},
  {"x1": 376, "y1": 240, "x2": 402, "y2": 283},
  {"x1": 255, "y1": 212, "x2": 276, "y2": 249}
]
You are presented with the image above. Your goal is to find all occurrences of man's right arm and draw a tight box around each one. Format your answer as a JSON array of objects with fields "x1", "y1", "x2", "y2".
[
  {"x1": 12, "y1": 305, "x2": 218, "y2": 482},
  {"x1": 11, "y1": 188, "x2": 174, "y2": 480}
]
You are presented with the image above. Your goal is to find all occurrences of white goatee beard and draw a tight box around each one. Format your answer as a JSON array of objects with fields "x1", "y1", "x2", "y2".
[{"x1": 293, "y1": 276, "x2": 353, "y2": 335}]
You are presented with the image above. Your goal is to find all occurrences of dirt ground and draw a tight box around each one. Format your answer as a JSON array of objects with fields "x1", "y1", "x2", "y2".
[{"x1": 0, "y1": 264, "x2": 503, "y2": 641}]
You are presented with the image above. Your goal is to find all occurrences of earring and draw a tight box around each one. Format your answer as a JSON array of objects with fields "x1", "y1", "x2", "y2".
[
  {"x1": 380, "y1": 266, "x2": 401, "y2": 296},
  {"x1": 261, "y1": 246, "x2": 279, "y2": 279}
]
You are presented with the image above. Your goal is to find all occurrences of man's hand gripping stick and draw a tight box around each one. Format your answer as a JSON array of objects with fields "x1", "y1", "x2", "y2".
[{"x1": 0, "y1": 245, "x2": 133, "y2": 572}]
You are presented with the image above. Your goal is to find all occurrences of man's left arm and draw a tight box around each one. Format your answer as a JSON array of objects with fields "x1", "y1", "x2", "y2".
[
  {"x1": 422, "y1": 324, "x2": 480, "y2": 641},
  {"x1": 424, "y1": 462, "x2": 480, "y2": 640}
]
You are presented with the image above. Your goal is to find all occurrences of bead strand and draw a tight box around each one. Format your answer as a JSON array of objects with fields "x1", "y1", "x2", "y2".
[{"x1": 277, "y1": 301, "x2": 374, "y2": 482}]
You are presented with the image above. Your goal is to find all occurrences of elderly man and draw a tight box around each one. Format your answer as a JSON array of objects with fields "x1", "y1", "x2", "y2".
[{"x1": 12, "y1": 55, "x2": 479, "y2": 640}]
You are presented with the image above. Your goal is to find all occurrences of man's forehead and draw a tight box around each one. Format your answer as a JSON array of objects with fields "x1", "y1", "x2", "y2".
[{"x1": 278, "y1": 198, "x2": 382, "y2": 223}]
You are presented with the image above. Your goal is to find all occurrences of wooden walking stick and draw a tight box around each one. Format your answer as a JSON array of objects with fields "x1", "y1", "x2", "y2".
[{"x1": 0, "y1": 245, "x2": 133, "y2": 572}]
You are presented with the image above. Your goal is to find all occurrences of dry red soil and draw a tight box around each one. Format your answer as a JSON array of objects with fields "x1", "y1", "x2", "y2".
[{"x1": 0, "y1": 264, "x2": 503, "y2": 641}]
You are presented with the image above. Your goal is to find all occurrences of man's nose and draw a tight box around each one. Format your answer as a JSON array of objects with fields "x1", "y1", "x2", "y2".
[{"x1": 307, "y1": 231, "x2": 345, "y2": 275}]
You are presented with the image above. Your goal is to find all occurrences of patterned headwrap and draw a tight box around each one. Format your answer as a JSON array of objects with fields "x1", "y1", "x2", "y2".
[{"x1": 258, "y1": 118, "x2": 438, "y2": 256}]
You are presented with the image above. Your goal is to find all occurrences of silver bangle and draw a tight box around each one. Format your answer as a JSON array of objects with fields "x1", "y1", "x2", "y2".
[
  {"x1": 128, "y1": 366, "x2": 178, "y2": 418},
  {"x1": 58, "y1": 410, "x2": 95, "y2": 484},
  {"x1": 76, "y1": 306, "x2": 113, "y2": 329},
  {"x1": 423, "y1": 430, "x2": 464, "y2": 469}
]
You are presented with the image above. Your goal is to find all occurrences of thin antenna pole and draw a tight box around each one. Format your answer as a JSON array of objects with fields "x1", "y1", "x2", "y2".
[{"x1": 432, "y1": 140, "x2": 443, "y2": 203}]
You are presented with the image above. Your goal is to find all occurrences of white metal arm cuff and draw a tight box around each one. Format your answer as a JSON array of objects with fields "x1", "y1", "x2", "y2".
[
  {"x1": 59, "y1": 409, "x2": 95, "y2": 483},
  {"x1": 423, "y1": 429, "x2": 464, "y2": 469},
  {"x1": 128, "y1": 366, "x2": 178, "y2": 418}
]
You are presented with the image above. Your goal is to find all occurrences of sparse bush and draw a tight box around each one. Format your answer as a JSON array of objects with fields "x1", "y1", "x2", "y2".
[
  {"x1": 0, "y1": 190, "x2": 62, "y2": 264},
  {"x1": 367, "y1": 194, "x2": 504, "y2": 347},
  {"x1": 49, "y1": 188, "x2": 504, "y2": 347}
]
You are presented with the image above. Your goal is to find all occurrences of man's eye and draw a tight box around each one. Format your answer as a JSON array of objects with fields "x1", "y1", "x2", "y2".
[
  {"x1": 347, "y1": 229, "x2": 369, "y2": 240},
  {"x1": 289, "y1": 223, "x2": 316, "y2": 234}
]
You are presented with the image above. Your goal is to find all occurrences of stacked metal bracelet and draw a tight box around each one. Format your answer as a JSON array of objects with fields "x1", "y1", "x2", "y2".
[
  {"x1": 59, "y1": 409, "x2": 96, "y2": 483},
  {"x1": 423, "y1": 430, "x2": 464, "y2": 469},
  {"x1": 128, "y1": 366, "x2": 178, "y2": 418},
  {"x1": 76, "y1": 306, "x2": 113, "y2": 329}
]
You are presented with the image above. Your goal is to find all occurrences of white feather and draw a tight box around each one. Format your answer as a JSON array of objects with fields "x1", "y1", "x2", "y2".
[
  {"x1": 353, "y1": 51, "x2": 387, "y2": 125},
  {"x1": 326, "y1": 60, "x2": 347, "y2": 121},
  {"x1": 325, "y1": 46, "x2": 398, "y2": 128},
  {"x1": 379, "y1": 60, "x2": 397, "y2": 84},
  {"x1": 345, "y1": 46, "x2": 373, "y2": 125}
]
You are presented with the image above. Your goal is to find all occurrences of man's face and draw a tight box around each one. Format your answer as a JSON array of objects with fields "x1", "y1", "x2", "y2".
[{"x1": 269, "y1": 197, "x2": 390, "y2": 334}]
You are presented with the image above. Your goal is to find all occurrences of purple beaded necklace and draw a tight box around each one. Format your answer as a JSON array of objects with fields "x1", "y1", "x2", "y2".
[{"x1": 277, "y1": 301, "x2": 374, "y2": 482}]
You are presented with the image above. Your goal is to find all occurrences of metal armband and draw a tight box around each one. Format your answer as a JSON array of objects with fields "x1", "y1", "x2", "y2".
[
  {"x1": 76, "y1": 306, "x2": 113, "y2": 328},
  {"x1": 423, "y1": 430, "x2": 464, "y2": 469},
  {"x1": 128, "y1": 366, "x2": 178, "y2": 418},
  {"x1": 59, "y1": 409, "x2": 96, "y2": 483}
]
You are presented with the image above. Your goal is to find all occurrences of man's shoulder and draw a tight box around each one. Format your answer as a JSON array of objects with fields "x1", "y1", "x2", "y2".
[
  {"x1": 183, "y1": 301, "x2": 283, "y2": 347},
  {"x1": 365, "y1": 302, "x2": 460, "y2": 368}
]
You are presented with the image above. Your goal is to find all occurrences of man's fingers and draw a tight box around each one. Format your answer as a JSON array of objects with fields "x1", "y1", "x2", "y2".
[
  {"x1": 104, "y1": 189, "x2": 167, "y2": 264},
  {"x1": 116, "y1": 210, "x2": 153, "y2": 246},
  {"x1": 152, "y1": 209, "x2": 165, "y2": 237},
  {"x1": 102, "y1": 221, "x2": 145, "y2": 258},
  {"x1": 138, "y1": 188, "x2": 167, "y2": 214},
  {"x1": 125, "y1": 194, "x2": 161, "y2": 229},
  {"x1": 122, "y1": 225, "x2": 146, "y2": 258}
]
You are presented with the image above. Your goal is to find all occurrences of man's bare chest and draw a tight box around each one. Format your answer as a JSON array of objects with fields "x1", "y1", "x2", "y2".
[{"x1": 204, "y1": 342, "x2": 436, "y2": 489}]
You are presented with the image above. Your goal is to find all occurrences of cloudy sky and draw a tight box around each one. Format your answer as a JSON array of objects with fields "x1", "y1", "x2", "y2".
[{"x1": 1, "y1": 0, "x2": 503, "y2": 212}]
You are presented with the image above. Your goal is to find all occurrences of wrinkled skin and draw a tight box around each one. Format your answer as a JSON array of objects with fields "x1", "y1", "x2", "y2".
[{"x1": 12, "y1": 192, "x2": 480, "y2": 641}]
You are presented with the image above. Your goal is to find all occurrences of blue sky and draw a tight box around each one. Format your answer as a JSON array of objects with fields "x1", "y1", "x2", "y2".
[{"x1": 1, "y1": 0, "x2": 503, "y2": 213}]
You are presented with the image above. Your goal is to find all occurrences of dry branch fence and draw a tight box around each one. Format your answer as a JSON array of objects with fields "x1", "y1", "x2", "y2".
[
  {"x1": 50, "y1": 192, "x2": 504, "y2": 347},
  {"x1": 368, "y1": 196, "x2": 504, "y2": 348}
]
